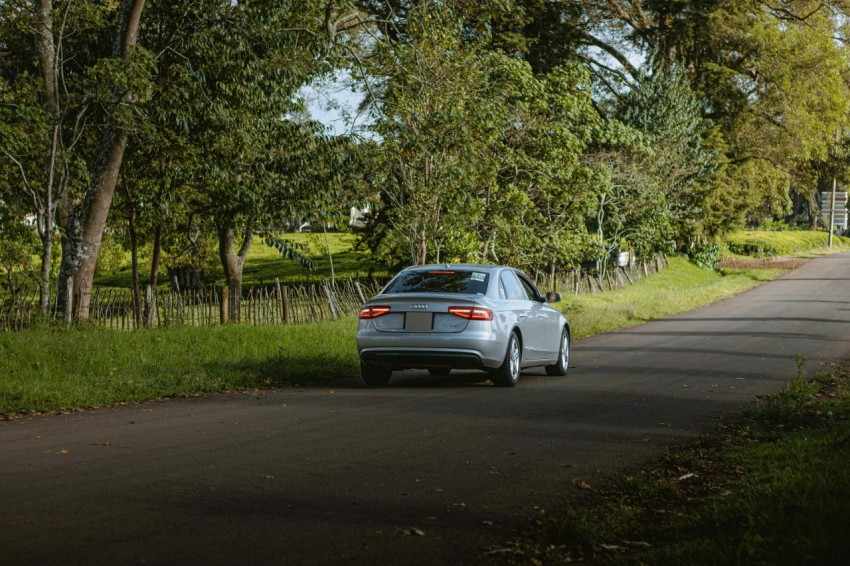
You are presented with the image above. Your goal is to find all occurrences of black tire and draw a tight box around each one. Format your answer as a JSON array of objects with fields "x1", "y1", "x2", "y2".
[
  {"x1": 428, "y1": 368, "x2": 451, "y2": 376},
  {"x1": 491, "y1": 332, "x2": 521, "y2": 387},
  {"x1": 361, "y1": 362, "x2": 392, "y2": 386},
  {"x1": 545, "y1": 327, "x2": 570, "y2": 376}
]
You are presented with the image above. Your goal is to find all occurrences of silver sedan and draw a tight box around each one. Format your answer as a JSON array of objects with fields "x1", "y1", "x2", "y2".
[{"x1": 356, "y1": 264, "x2": 571, "y2": 387}]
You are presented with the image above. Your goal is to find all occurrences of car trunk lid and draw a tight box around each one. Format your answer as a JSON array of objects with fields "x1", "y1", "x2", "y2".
[{"x1": 364, "y1": 294, "x2": 481, "y2": 333}]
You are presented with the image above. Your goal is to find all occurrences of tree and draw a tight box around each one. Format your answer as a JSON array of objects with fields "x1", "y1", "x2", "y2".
[
  {"x1": 360, "y1": 3, "x2": 500, "y2": 266},
  {"x1": 0, "y1": 0, "x2": 111, "y2": 312},
  {"x1": 55, "y1": 0, "x2": 151, "y2": 321},
  {"x1": 613, "y1": 57, "x2": 717, "y2": 246},
  {"x1": 130, "y1": 1, "x2": 356, "y2": 320},
  {"x1": 507, "y1": 1, "x2": 850, "y2": 234},
  {"x1": 358, "y1": 2, "x2": 607, "y2": 270}
]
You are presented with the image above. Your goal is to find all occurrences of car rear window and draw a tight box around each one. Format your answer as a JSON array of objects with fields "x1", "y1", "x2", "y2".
[{"x1": 383, "y1": 270, "x2": 490, "y2": 295}]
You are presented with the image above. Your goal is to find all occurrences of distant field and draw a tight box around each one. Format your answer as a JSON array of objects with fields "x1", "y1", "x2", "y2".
[
  {"x1": 723, "y1": 229, "x2": 850, "y2": 257},
  {"x1": 94, "y1": 232, "x2": 390, "y2": 289}
]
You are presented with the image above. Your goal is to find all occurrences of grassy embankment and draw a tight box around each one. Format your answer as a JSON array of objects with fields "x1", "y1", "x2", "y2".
[{"x1": 500, "y1": 364, "x2": 850, "y2": 565}]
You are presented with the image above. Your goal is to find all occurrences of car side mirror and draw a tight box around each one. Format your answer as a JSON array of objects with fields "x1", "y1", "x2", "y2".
[{"x1": 545, "y1": 291, "x2": 561, "y2": 304}]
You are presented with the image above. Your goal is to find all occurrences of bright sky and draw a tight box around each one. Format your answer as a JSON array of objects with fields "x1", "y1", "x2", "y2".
[{"x1": 301, "y1": 70, "x2": 368, "y2": 136}]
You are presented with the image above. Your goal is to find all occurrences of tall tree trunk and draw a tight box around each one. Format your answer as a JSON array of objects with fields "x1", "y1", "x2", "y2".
[
  {"x1": 33, "y1": 1, "x2": 60, "y2": 314},
  {"x1": 57, "y1": 0, "x2": 146, "y2": 322},
  {"x1": 218, "y1": 221, "x2": 254, "y2": 324}
]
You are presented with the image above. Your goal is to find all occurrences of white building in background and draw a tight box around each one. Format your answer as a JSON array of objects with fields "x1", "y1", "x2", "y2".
[{"x1": 821, "y1": 191, "x2": 848, "y2": 231}]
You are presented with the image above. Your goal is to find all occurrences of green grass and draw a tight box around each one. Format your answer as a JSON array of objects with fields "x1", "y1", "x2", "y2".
[
  {"x1": 723, "y1": 229, "x2": 850, "y2": 258},
  {"x1": 0, "y1": 320, "x2": 359, "y2": 415},
  {"x1": 564, "y1": 256, "x2": 780, "y2": 338},
  {"x1": 501, "y1": 367, "x2": 850, "y2": 565}
]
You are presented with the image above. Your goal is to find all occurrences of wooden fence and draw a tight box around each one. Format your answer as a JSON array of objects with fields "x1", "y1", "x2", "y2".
[
  {"x1": 0, "y1": 257, "x2": 669, "y2": 331},
  {"x1": 0, "y1": 278, "x2": 385, "y2": 332},
  {"x1": 531, "y1": 256, "x2": 670, "y2": 296}
]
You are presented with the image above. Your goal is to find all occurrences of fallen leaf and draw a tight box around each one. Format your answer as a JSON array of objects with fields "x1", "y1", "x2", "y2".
[
  {"x1": 57, "y1": 449, "x2": 70, "y2": 456},
  {"x1": 398, "y1": 527, "x2": 425, "y2": 537},
  {"x1": 95, "y1": 441, "x2": 112, "y2": 446},
  {"x1": 575, "y1": 480, "x2": 593, "y2": 491},
  {"x1": 261, "y1": 475, "x2": 275, "y2": 480},
  {"x1": 623, "y1": 540, "x2": 652, "y2": 548},
  {"x1": 678, "y1": 472, "x2": 697, "y2": 481}
]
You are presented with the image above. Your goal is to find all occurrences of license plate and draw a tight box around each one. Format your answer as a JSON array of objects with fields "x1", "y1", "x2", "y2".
[{"x1": 404, "y1": 312, "x2": 433, "y2": 331}]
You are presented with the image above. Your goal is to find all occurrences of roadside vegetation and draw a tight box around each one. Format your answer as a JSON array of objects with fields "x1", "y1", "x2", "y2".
[
  {"x1": 3, "y1": 230, "x2": 844, "y2": 417},
  {"x1": 566, "y1": 256, "x2": 782, "y2": 338},
  {"x1": 0, "y1": 320, "x2": 359, "y2": 416},
  {"x1": 496, "y1": 364, "x2": 850, "y2": 564}
]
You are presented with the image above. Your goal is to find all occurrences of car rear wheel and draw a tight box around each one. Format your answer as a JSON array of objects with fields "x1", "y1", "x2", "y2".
[
  {"x1": 361, "y1": 362, "x2": 391, "y2": 386},
  {"x1": 545, "y1": 327, "x2": 570, "y2": 376},
  {"x1": 491, "y1": 332, "x2": 521, "y2": 387}
]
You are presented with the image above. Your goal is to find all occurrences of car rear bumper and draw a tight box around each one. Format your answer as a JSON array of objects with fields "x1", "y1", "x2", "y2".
[
  {"x1": 357, "y1": 324, "x2": 507, "y2": 371},
  {"x1": 360, "y1": 348, "x2": 492, "y2": 370}
]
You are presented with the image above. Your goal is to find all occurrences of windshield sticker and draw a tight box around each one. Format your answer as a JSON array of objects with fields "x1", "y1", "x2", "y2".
[{"x1": 470, "y1": 272, "x2": 486, "y2": 282}]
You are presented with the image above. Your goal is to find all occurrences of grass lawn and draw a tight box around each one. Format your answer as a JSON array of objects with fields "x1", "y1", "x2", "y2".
[{"x1": 0, "y1": 320, "x2": 359, "y2": 415}]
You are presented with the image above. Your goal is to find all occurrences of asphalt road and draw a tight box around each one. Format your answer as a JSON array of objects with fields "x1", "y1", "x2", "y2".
[{"x1": 3, "y1": 254, "x2": 850, "y2": 565}]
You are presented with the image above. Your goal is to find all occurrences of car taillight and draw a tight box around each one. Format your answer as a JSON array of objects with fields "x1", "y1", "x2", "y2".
[
  {"x1": 448, "y1": 306, "x2": 493, "y2": 321},
  {"x1": 359, "y1": 305, "x2": 391, "y2": 319}
]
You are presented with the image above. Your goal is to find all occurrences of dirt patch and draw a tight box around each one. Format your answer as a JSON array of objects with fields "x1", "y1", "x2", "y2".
[{"x1": 716, "y1": 256, "x2": 807, "y2": 270}]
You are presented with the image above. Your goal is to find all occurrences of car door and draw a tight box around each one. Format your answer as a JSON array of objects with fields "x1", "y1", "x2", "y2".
[
  {"x1": 499, "y1": 270, "x2": 541, "y2": 361},
  {"x1": 516, "y1": 272, "x2": 561, "y2": 360}
]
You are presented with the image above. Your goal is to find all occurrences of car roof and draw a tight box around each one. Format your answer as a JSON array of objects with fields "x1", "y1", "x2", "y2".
[{"x1": 401, "y1": 264, "x2": 505, "y2": 273}]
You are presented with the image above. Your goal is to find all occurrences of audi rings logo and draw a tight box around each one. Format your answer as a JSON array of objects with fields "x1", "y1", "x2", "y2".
[{"x1": 409, "y1": 304, "x2": 429, "y2": 310}]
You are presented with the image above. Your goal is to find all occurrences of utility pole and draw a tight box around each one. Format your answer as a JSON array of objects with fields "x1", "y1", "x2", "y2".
[
  {"x1": 829, "y1": 129, "x2": 840, "y2": 248},
  {"x1": 829, "y1": 174, "x2": 837, "y2": 248}
]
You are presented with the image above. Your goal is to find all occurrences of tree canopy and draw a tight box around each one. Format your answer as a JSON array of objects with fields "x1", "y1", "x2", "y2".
[{"x1": 2, "y1": 0, "x2": 849, "y2": 318}]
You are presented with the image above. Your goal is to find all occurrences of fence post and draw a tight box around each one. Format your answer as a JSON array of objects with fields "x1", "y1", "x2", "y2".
[
  {"x1": 354, "y1": 281, "x2": 366, "y2": 304},
  {"x1": 282, "y1": 285, "x2": 290, "y2": 324},
  {"x1": 274, "y1": 278, "x2": 283, "y2": 324},
  {"x1": 325, "y1": 281, "x2": 339, "y2": 321},
  {"x1": 220, "y1": 286, "x2": 229, "y2": 325}
]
